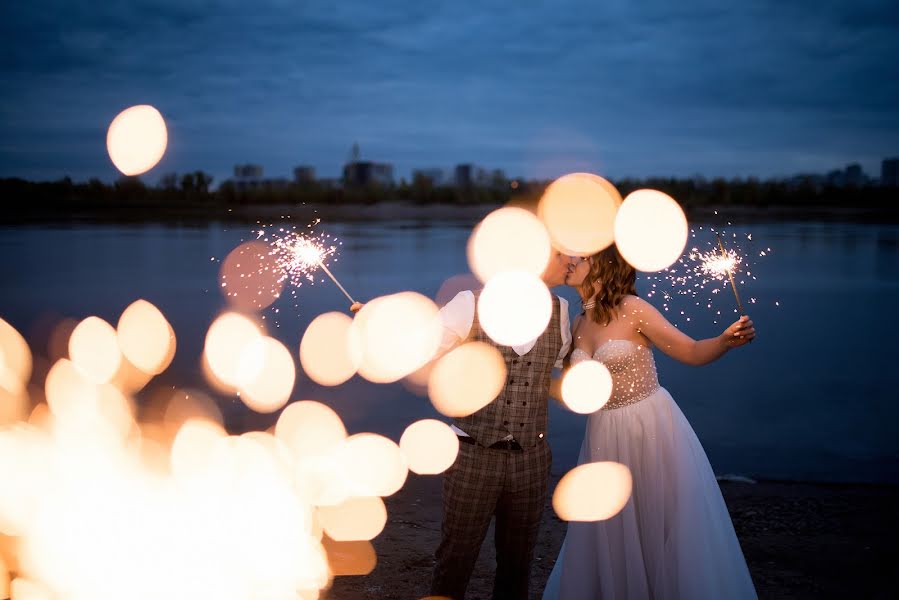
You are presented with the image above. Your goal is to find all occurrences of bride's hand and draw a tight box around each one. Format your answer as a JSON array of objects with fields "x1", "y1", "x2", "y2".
[{"x1": 722, "y1": 315, "x2": 755, "y2": 348}]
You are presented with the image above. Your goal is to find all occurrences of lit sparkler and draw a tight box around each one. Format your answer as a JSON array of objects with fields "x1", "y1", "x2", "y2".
[
  {"x1": 644, "y1": 225, "x2": 773, "y2": 323},
  {"x1": 267, "y1": 224, "x2": 356, "y2": 304}
]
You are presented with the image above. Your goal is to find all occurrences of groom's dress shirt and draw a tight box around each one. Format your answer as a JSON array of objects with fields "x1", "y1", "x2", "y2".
[{"x1": 437, "y1": 290, "x2": 571, "y2": 439}]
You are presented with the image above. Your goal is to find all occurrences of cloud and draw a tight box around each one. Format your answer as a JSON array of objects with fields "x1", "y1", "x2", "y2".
[{"x1": 1, "y1": 0, "x2": 897, "y2": 181}]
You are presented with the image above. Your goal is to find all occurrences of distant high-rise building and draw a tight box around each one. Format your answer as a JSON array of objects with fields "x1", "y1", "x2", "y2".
[
  {"x1": 294, "y1": 166, "x2": 316, "y2": 184},
  {"x1": 343, "y1": 161, "x2": 394, "y2": 186},
  {"x1": 233, "y1": 164, "x2": 263, "y2": 191},
  {"x1": 454, "y1": 164, "x2": 474, "y2": 187},
  {"x1": 882, "y1": 158, "x2": 899, "y2": 187},
  {"x1": 844, "y1": 163, "x2": 865, "y2": 186}
]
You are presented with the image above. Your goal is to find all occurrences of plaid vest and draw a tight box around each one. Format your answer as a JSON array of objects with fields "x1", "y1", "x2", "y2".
[{"x1": 452, "y1": 294, "x2": 562, "y2": 448}]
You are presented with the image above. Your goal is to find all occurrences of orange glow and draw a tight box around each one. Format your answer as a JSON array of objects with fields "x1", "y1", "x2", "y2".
[
  {"x1": 538, "y1": 172, "x2": 620, "y2": 256},
  {"x1": 553, "y1": 461, "x2": 632, "y2": 521},
  {"x1": 203, "y1": 312, "x2": 263, "y2": 392},
  {"x1": 317, "y1": 496, "x2": 387, "y2": 541},
  {"x1": 321, "y1": 539, "x2": 377, "y2": 576},
  {"x1": 428, "y1": 342, "x2": 506, "y2": 417},
  {"x1": 351, "y1": 292, "x2": 441, "y2": 384},
  {"x1": 0, "y1": 556, "x2": 8, "y2": 599},
  {"x1": 235, "y1": 336, "x2": 295, "y2": 413},
  {"x1": 337, "y1": 433, "x2": 408, "y2": 497},
  {"x1": 561, "y1": 359, "x2": 613, "y2": 413},
  {"x1": 299, "y1": 312, "x2": 360, "y2": 386},
  {"x1": 106, "y1": 105, "x2": 168, "y2": 176},
  {"x1": 44, "y1": 359, "x2": 99, "y2": 425},
  {"x1": 116, "y1": 299, "x2": 175, "y2": 375},
  {"x1": 0, "y1": 318, "x2": 31, "y2": 393},
  {"x1": 219, "y1": 241, "x2": 285, "y2": 312},
  {"x1": 164, "y1": 388, "x2": 223, "y2": 429},
  {"x1": 614, "y1": 189, "x2": 688, "y2": 272},
  {"x1": 477, "y1": 271, "x2": 552, "y2": 346},
  {"x1": 169, "y1": 419, "x2": 228, "y2": 483},
  {"x1": 68, "y1": 317, "x2": 122, "y2": 384},
  {"x1": 275, "y1": 401, "x2": 347, "y2": 461},
  {"x1": 399, "y1": 420, "x2": 459, "y2": 475},
  {"x1": 467, "y1": 207, "x2": 552, "y2": 282}
]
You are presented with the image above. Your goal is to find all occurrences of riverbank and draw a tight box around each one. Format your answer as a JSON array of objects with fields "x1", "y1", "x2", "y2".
[
  {"x1": 323, "y1": 473, "x2": 899, "y2": 599},
  {"x1": 3, "y1": 199, "x2": 898, "y2": 226}
]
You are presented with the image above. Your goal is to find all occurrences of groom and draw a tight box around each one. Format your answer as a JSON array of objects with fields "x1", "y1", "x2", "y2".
[{"x1": 429, "y1": 250, "x2": 574, "y2": 599}]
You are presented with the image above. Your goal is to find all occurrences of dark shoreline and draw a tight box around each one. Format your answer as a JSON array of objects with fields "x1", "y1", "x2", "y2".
[{"x1": 2, "y1": 201, "x2": 898, "y2": 227}]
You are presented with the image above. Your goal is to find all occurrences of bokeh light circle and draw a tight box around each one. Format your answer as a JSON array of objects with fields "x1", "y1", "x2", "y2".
[
  {"x1": 553, "y1": 461, "x2": 632, "y2": 521},
  {"x1": 219, "y1": 241, "x2": 285, "y2": 312},
  {"x1": 614, "y1": 189, "x2": 688, "y2": 272},
  {"x1": 538, "y1": 172, "x2": 620, "y2": 256},
  {"x1": 116, "y1": 299, "x2": 175, "y2": 375},
  {"x1": 338, "y1": 433, "x2": 408, "y2": 497},
  {"x1": 467, "y1": 207, "x2": 552, "y2": 283},
  {"x1": 203, "y1": 312, "x2": 263, "y2": 391},
  {"x1": 317, "y1": 496, "x2": 387, "y2": 541},
  {"x1": 399, "y1": 420, "x2": 459, "y2": 475},
  {"x1": 561, "y1": 359, "x2": 613, "y2": 413},
  {"x1": 106, "y1": 105, "x2": 168, "y2": 176},
  {"x1": 477, "y1": 272, "x2": 552, "y2": 347},
  {"x1": 351, "y1": 292, "x2": 441, "y2": 384},
  {"x1": 236, "y1": 336, "x2": 295, "y2": 413},
  {"x1": 428, "y1": 342, "x2": 506, "y2": 417},
  {"x1": 299, "y1": 312, "x2": 360, "y2": 386},
  {"x1": 68, "y1": 316, "x2": 122, "y2": 384}
]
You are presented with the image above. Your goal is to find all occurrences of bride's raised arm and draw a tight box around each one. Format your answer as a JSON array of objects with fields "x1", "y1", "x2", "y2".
[{"x1": 623, "y1": 296, "x2": 755, "y2": 366}]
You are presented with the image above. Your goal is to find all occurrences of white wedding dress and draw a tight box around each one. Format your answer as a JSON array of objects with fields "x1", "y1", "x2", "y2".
[{"x1": 542, "y1": 340, "x2": 757, "y2": 600}]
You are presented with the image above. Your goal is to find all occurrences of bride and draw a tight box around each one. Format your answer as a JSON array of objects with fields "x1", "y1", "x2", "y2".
[{"x1": 542, "y1": 245, "x2": 758, "y2": 600}]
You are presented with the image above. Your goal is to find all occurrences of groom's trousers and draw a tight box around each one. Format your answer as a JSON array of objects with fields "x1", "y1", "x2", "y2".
[{"x1": 430, "y1": 437, "x2": 552, "y2": 600}]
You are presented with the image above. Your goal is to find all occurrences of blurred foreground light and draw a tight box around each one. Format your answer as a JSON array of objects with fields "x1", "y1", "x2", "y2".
[
  {"x1": 116, "y1": 300, "x2": 175, "y2": 375},
  {"x1": 553, "y1": 461, "x2": 632, "y2": 521},
  {"x1": 351, "y1": 292, "x2": 441, "y2": 384},
  {"x1": 614, "y1": 189, "x2": 688, "y2": 272},
  {"x1": 399, "y1": 420, "x2": 459, "y2": 475},
  {"x1": 467, "y1": 207, "x2": 552, "y2": 283},
  {"x1": 236, "y1": 336, "x2": 295, "y2": 413},
  {"x1": 106, "y1": 105, "x2": 168, "y2": 176},
  {"x1": 169, "y1": 419, "x2": 228, "y2": 483},
  {"x1": 338, "y1": 433, "x2": 408, "y2": 497},
  {"x1": 538, "y1": 173, "x2": 620, "y2": 256},
  {"x1": 299, "y1": 312, "x2": 360, "y2": 386},
  {"x1": 477, "y1": 272, "x2": 551, "y2": 347},
  {"x1": 164, "y1": 388, "x2": 223, "y2": 429},
  {"x1": 317, "y1": 496, "x2": 387, "y2": 541},
  {"x1": 0, "y1": 317, "x2": 31, "y2": 392},
  {"x1": 275, "y1": 401, "x2": 347, "y2": 461},
  {"x1": 203, "y1": 312, "x2": 263, "y2": 391},
  {"x1": 428, "y1": 342, "x2": 506, "y2": 417},
  {"x1": 561, "y1": 360, "x2": 613, "y2": 413},
  {"x1": 322, "y1": 539, "x2": 377, "y2": 576},
  {"x1": 219, "y1": 241, "x2": 285, "y2": 312},
  {"x1": 68, "y1": 317, "x2": 121, "y2": 384}
]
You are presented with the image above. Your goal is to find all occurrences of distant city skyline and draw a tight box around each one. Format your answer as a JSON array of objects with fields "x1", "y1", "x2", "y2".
[{"x1": 2, "y1": 1, "x2": 897, "y2": 185}]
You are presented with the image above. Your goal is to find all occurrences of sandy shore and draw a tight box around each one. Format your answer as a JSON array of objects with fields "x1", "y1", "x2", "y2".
[{"x1": 323, "y1": 473, "x2": 898, "y2": 599}]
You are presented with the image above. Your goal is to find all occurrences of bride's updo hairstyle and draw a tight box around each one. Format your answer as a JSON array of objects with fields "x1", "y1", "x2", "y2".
[{"x1": 580, "y1": 244, "x2": 637, "y2": 325}]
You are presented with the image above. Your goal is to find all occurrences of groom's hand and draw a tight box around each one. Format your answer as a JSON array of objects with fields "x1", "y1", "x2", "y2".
[{"x1": 723, "y1": 315, "x2": 755, "y2": 348}]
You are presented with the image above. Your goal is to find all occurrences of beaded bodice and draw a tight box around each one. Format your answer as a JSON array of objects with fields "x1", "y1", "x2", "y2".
[{"x1": 571, "y1": 340, "x2": 661, "y2": 410}]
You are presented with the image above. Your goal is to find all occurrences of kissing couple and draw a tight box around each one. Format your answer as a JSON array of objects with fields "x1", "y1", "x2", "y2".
[{"x1": 351, "y1": 243, "x2": 758, "y2": 600}]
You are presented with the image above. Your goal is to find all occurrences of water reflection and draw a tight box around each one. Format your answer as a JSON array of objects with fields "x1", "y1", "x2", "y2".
[{"x1": 0, "y1": 219, "x2": 897, "y2": 483}]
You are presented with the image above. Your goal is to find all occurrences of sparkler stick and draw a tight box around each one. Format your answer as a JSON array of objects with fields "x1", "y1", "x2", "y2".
[
  {"x1": 715, "y1": 233, "x2": 746, "y2": 316},
  {"x1": 316, "y1": 259, "x2": 356, "y2": 304}
]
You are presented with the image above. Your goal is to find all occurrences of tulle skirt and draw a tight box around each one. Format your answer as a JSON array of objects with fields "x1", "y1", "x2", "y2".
[{"x1": 542, "y1": 387, "x2": 757, "y2": 600}]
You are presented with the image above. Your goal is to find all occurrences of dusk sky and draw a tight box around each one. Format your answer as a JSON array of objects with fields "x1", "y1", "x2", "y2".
[{"x1": 2, "y1": 0, "x2": 897, "y2": 185}]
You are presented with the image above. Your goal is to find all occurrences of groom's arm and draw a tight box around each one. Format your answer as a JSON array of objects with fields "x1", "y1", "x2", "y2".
[{"x1": 548, "y1": 297, "x2": 573, "y2": 405}]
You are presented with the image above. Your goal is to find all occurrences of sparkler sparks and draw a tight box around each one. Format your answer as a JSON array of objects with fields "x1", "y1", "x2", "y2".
[{"x1": 644, "y1": 226, "x2": 774, "y2": 323}]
